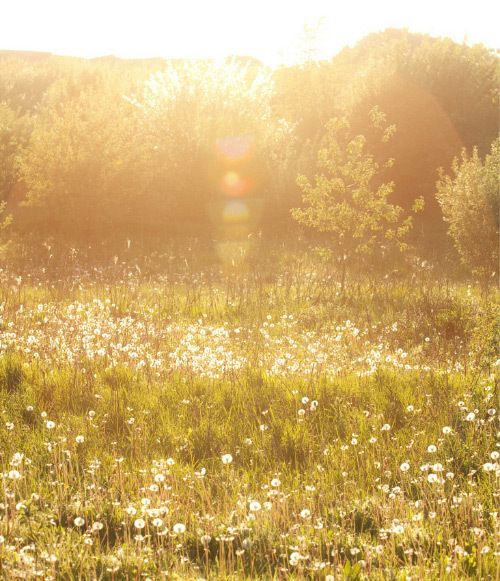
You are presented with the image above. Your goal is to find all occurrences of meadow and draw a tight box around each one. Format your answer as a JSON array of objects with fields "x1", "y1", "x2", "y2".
[{"x1": 0, "y1": 245, "x2": 498, "y2": 579}]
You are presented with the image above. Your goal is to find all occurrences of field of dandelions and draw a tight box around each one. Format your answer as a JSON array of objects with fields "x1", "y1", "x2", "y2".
[{"x1": 0, "y1": 247, "x2": 498, "y2": 579}]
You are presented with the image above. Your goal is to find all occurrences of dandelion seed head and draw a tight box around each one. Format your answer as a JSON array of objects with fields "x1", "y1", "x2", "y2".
[{"x1": 221, "y1": 453, "x2": 233, "y2": 465}]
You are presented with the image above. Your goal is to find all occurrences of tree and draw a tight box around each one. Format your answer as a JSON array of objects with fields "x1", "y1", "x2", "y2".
[
  {"x1": 0, "y1": 103, "x2": 32, "y2": 202},
  {"x1": 291, "y1": 108, "x2": 422, "y2": 288},
  {"x1": 0, "y1": 201, "x2": 12, "y2": 257},
  {"x1": 128, "y1": 58, "x2": 293, "y2": 234},
  {"x1": 436, "y1": 138, "x2": 499, "y2": 281},
  {"x1": 278, "y1": 29, "x2": 499, "y2": 246},
  {"x1": 19, "y1": 71, "x2": 145, "y2": 239}
]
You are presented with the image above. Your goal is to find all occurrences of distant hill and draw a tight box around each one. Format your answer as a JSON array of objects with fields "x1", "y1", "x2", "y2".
[{"x1": 0, "y1": 49, "x2": 53, "y2": 61}]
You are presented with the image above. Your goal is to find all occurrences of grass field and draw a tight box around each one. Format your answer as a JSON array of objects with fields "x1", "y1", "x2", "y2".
[{"x1": 0, "y1": 248, "x2": 498, "y2": 579}]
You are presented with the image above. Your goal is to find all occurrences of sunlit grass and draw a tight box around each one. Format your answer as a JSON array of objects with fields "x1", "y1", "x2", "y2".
[{"x1": 0, "y1": 249, "x2": 498, "y2": 578}]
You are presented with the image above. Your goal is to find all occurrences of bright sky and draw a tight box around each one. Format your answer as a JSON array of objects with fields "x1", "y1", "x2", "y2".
[{"x1": 1, "y1": 0, "x2": 498, "y2": 66}]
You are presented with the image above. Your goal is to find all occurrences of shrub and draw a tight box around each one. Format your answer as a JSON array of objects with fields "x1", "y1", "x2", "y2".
[
  {"x1": 291, "y1": 108, "x2": 422, "y2": 287},
  {"x1": 436, "y1": 138, "x2": 499, "y2": 280}
]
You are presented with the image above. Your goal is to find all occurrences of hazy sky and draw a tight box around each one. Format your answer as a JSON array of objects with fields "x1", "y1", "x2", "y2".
[{"x1": 1, "y1": 0, "x2": 498, "y2": 65}]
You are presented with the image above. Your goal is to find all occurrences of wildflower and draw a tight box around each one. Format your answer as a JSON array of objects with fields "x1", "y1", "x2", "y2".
[
  {"x1": 392, "y1": 523, "x2": 404, "y2": 534},
  {"x1": 134, "y1": 518, "x2": 145, "y2": 530},
  {"x1": 221, "y1": 454, "x2": 233, "y2": 465},
  {"x1": 300, "y1": 508, "x2": 311, "y2": 519},
  {"x1": 381, "y1": 424, "x2": 391, "y2": 431},
  {"x1": 249, "y1": 501, "x2": 261, "y2": 512},
  {"x1": 75, "y1": 435, "x2": 85, "y2": 444},
  {"x1": 271, "y1": 478, "x2": 281, "y2": 487},
  {"x1": 8, "y1": 470, "x2": 21, "y2": 480},
  {"x1": 427, "y1": 444, "x2": 437, "y2": 453},
  {"x1": 289, "y1": 551, "x2": 301, "y2": 566},
  {"x1": 152, "y1": 518, "x2": 163, "y2": 528},
  {"x1": 46, "y1": 420, "x2": 56, "y2": 430},
  {"x1": 173, "y1": 523, "x2": 186, "y2": 534},
  {"x1": 400, "y1": 462, "x2": 410, "y2": 472},
  {"x1": 465, "y1": 412, "x2": 476, "y2": 422},
  {"x1": 427, "y1": 473, "x2": 438, "y2": 483},
  {"x1": 74, "y1": 517, "x2": 85, "y2": 527},
  {"x1": 10, "y1": 453, "x2": 24, "y2": 466},
  {"x1": 442, "y1": 426, "x2": 452, "y2": 434}
]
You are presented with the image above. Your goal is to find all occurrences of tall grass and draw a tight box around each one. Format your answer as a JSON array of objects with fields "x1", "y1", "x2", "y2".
[{"x1": 0, "y1": 246, "x2": 498, "y2": 578}]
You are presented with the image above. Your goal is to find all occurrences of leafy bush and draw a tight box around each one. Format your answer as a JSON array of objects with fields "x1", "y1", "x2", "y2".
[
  {"x1": 436, "y1": 138, "x2": 499, "y2": 280},
  {"x1": 291, "y1": 108, "x2": 423, "y2": 287}
]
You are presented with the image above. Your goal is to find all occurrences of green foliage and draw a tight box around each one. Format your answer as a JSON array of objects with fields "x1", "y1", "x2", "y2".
[
  {"x1": 0, "y1": 103, "x2": 31, "y2": 200},
  {"x1": 277, "y1": 29, "x2": 499, "y2": 244},
  {"x1": 0, "y1": 102, "x2": 29, "y2": 253},
  {"x1": 0, "y1": 200, "x2": 13, "y2": 252},
  {"x1": 19, "y1": 76, "x2": 145, "y2": 238},
  {"x1": 436, "y1": 138, "x2": 499, "y2": 280},
  {"x1": 0, "y1": 30, "x2": 497, "y2": 258},
  {"x1": 291, "y1": 109, "x2": 417, "y2": 284},
  {"x1": 128, "y1": 59, "x2": 293, "y2": 230}
]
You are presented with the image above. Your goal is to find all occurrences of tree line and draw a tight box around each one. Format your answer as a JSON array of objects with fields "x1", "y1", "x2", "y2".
[{"x1": 0, "y1": 29, "x2": 498, "y2": 275}]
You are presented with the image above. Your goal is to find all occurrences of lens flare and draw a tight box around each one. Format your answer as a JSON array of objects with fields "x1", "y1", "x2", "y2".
[
  {"x1": 216, "y1": 135, "x2": 254, "y2": 162},
  {"x1": 212, "y1": 135, "x2": 260, "y2": 267},
  {"x1": 222, "y1": 200, "x2": 250, "y2": 224},
  {"x1": 220, "y1": 171, "x2": 252, "y2": 197}
]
